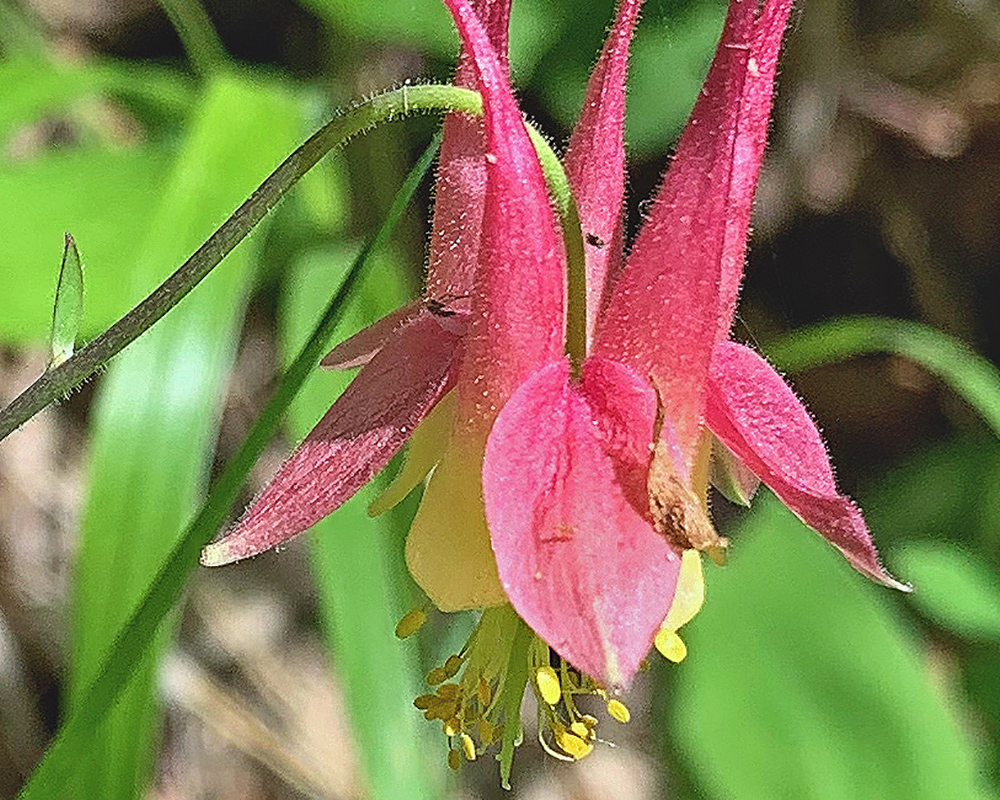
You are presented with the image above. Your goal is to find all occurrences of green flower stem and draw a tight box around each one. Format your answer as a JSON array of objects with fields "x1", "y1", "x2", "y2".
[
  {"x1": 156, "y1": 0, "x2": 228, "y2": 77},
  {"x1": 767, "y1": 315, "x2": 1000, "y2": 440},
  {"x1": 16, "y1": 130, "x2": 443, "y2": 800},
  {"x1": 0, "y1": 83, "x2": 584, "y2": 442}
]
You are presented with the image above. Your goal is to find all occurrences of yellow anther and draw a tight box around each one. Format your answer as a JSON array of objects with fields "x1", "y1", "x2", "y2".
[
  {"x1": 580, "y1": 714, "x2": 598, "y2": 729},
  {"x1": 570, "y1": 721, "x2": 591, "y2": 740},
  {"x1": 424, "y1": 698, "x2": 457, "y2": 721},
  {"x1": 443, "y1": 717, "x2": 462, "y2": 737},
  {"x1": 654, "y1": 628, "x2": 688, "y2": 663},
  {"x1": 413, "y1": 694, "x2": 436, "y2": 710},
  {"x1": 443, "y1": 654, "x2": 464, "y2": 678},
  {"x1": 436, "y1": 682, "x2": 460, "y2": 701},
  {"x1": 478, "y1": 718, "x2": 494, "y2": 745},
  {"x1": 447, "y1": 749, "x2": 461, "y2": 771},
  {"x1": 426, "y1": 666, "x2": 448, "y2": 685},
  {"x1": 607, "y1": 698, "x2": 631, "y2": 724},
  {"x1": 535, "y1": 665, "x2": 562, "y2": 706},
  {"x1": 477, "y1": 677, "x2": 491, "y2": 706},
  {"x1": 555, "y1": 728, "x2": 593, "y2": 760},
  {"x1": 460, "y1": 732, "x2": 477, "y2": 761},
  {"x1": 394, "y1": 607, "x2": 427, "y2": 639}
]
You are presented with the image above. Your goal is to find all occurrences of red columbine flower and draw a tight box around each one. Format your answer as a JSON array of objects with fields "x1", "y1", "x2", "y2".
[{"x1": 204, "y1": 0, "x2": 906, "y2": 772}]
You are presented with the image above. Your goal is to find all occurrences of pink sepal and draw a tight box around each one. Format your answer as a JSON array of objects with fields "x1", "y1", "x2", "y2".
[
  {"x1": 564, "y1": 0, "x2": 642, "y2": 339},
  {"x1": 442, "y1": 0, "x2": 566, "y2": 434},
  {"x1": 320, "y1": 300, "x2": 423, "y2": 370},
  {"x1": 483, "y1": 357, "x2": 683, "y2": 686},
  {"x1": 201, "y1": 314, "x2": 460, "y2": 566},
  {"x1": 705, "y1": 341, "x2": 909, "y2": 591},
  {"x1": 594, "y1": 0, "x2": 794, "y2": 470}
]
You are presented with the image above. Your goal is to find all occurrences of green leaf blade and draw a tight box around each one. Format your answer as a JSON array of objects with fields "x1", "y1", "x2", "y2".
[
  {"x1": 67, "y1": 73, "x2": 305, "y2": 799},
  {"x1": 669, "y1": 497, "x2": 989, "y2": 800},
  {"x1": 47, "y1": 233, "x2": 84, "y2": 369}
]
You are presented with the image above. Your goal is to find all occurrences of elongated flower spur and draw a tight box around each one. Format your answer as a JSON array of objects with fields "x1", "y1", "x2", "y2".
[{"x1": 202, "y1": 0, "x2": 908, "y2": 777}]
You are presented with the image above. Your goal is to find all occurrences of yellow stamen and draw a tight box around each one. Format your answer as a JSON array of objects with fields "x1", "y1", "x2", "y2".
[
  {"x1": 607, "y1": 699, "x2": 630, "y2": 724},
  {"x1": 436, "y1": 682, "x2": 460, "y2": 701},
  {"x1": 443, "y1": 654, "x2": 464, "y2": 678},
  {"x1": 570, "y1": 721, "x2": 591, "y2": 740},
  {"x1": 394, "y1": 607, "x2": 427, "y2": 639},
  {"x1": 460, "y1": 732, "x2": 477, "y2": 761},
  {"x1": 555, "y1": 728, "x2": 593, "y2": 760},
  {"x1": 477, "y1": 677, "x2": 491, "y2": 706},
  {"x1": 426, "y1": 666, "x2": 448, "y2": 685},
  {"x1": 443, "y1": 717, "x2": 462, "y2": 737},
  {"x1": 654, "y1": 628, "x2": 688, "y2": 663},
  {"x1": 535, "y1": 665, "x2": 561, "y2": 706},
  {"x1": 478, "y1": 718, "x2": 494, "y2": 745}
]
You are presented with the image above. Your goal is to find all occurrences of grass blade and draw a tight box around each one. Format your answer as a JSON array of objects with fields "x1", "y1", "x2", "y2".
[
  {"x1": 766, "y1": 315, "x2": 1000, "y2": 439},
  {"x1": 67, "y1": 74, "x2": 303, "y2": 799},
  {"x1": 16, "y1": 129, "x2": 441, "y2": 800}
]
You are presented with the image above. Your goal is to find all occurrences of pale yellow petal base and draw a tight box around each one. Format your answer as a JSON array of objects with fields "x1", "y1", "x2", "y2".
[{"x1": 406, "y1": 437, "x2": 507, "y2": 610}]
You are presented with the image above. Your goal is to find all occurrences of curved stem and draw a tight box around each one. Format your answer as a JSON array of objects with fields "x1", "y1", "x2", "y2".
[{"x1": 0, "y1": 83, "x2": 584, "y2": 442}]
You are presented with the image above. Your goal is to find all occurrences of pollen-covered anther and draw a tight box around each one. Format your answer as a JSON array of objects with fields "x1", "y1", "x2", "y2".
[
  {"x1": 477, "y1": 717, "x2": 495, "y2": 745},
  {"x1": 443, "y1": 717, "x2": 462, "y2": 737},
  {"x1": 606, "y1": 698, "x2": 630, "y2": 724},
  {"x1": 654, "y1": 628, "x2": 688, "y2": 663},
  {"x1": 460, "y1": 732, "x2": 477, "y2": 761},
  {"x1": 443, "y1": 654, "x2": 464, "y2": 678},
  {"x1": 535, "y1": 665, "x2": 562, "y2": 706},
  {"x1": 436, "y1": 682, "x2": 461, "y2": 701},
  {"x1": 554, "y1": 725, "x2": 594, "y2": 760},
  {"x1": 447, "y1": 749, "x2": 461, "y2": 771},
  {"x1": 426, "y1": 666, "x2": 449, "y2": 685},
  {"x1": 394, "y1": 607, "x2": 427, "y2": 639},
  {"x1": 477, "y1": 677, "x2": 491, "y2": 706}
]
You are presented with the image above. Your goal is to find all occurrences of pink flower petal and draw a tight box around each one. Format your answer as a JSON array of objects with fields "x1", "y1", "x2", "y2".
[
  {"x1": 201, "y1": 314, "x2": 460, "y2": 566},
  {"x1": 564, "y1": 0, "x2": 642, "y2": 341},
  {"x1": 483, "y1": 357, "x2": 683, "y2": 686},
  {"x1": 441, "y1": 0, "x2": 566, "y2": 438},
  {"x1": 705, "y1": 341, "x2": 909, "y2": 591},
  {"x1": 320, "y1": 300, "x2": 423, "y2": 370},
  {"x1": 594, "y1": 0, "x2": 794, "y2": 474},
  {"x1": 426, "y1": 0, "x2": 512, "y2": 300}
]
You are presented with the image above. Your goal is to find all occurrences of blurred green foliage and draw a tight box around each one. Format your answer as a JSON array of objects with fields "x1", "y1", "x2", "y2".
[{"x1": 2, "y1": 0, "x2": 1000, "y2": 799}]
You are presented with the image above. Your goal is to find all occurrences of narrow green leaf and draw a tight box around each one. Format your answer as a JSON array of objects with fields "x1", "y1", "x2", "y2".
[
  {"x1": 68, "y1": 74, "x2": 303, "y2": 800},
  {"x1": 46, "y1": 233, "x2": 84, "y2": 369},
  {"x1": 893, "y1": 542, "x2": 1000, "y2": 642},
  {"x1": 767, "y1": 316, "x2": 1000, "y2": 440},
  {"x1": 16, "y1": 130, "x2": 440, "y2": 800},
  {"x1": 669, "y1": 497, "x2": 988, "y2": 800}
]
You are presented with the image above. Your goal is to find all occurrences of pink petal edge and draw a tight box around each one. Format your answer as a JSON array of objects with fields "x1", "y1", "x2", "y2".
[
  {"x1": 201, "y1": 314, "x2": 461, "y2": 566},
  {"x1": 483, "y1": 357, "x2": 683, "y2": 686},
  {"x1": 705, "y1": 341, "x2": 909, "y2": 591}
]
